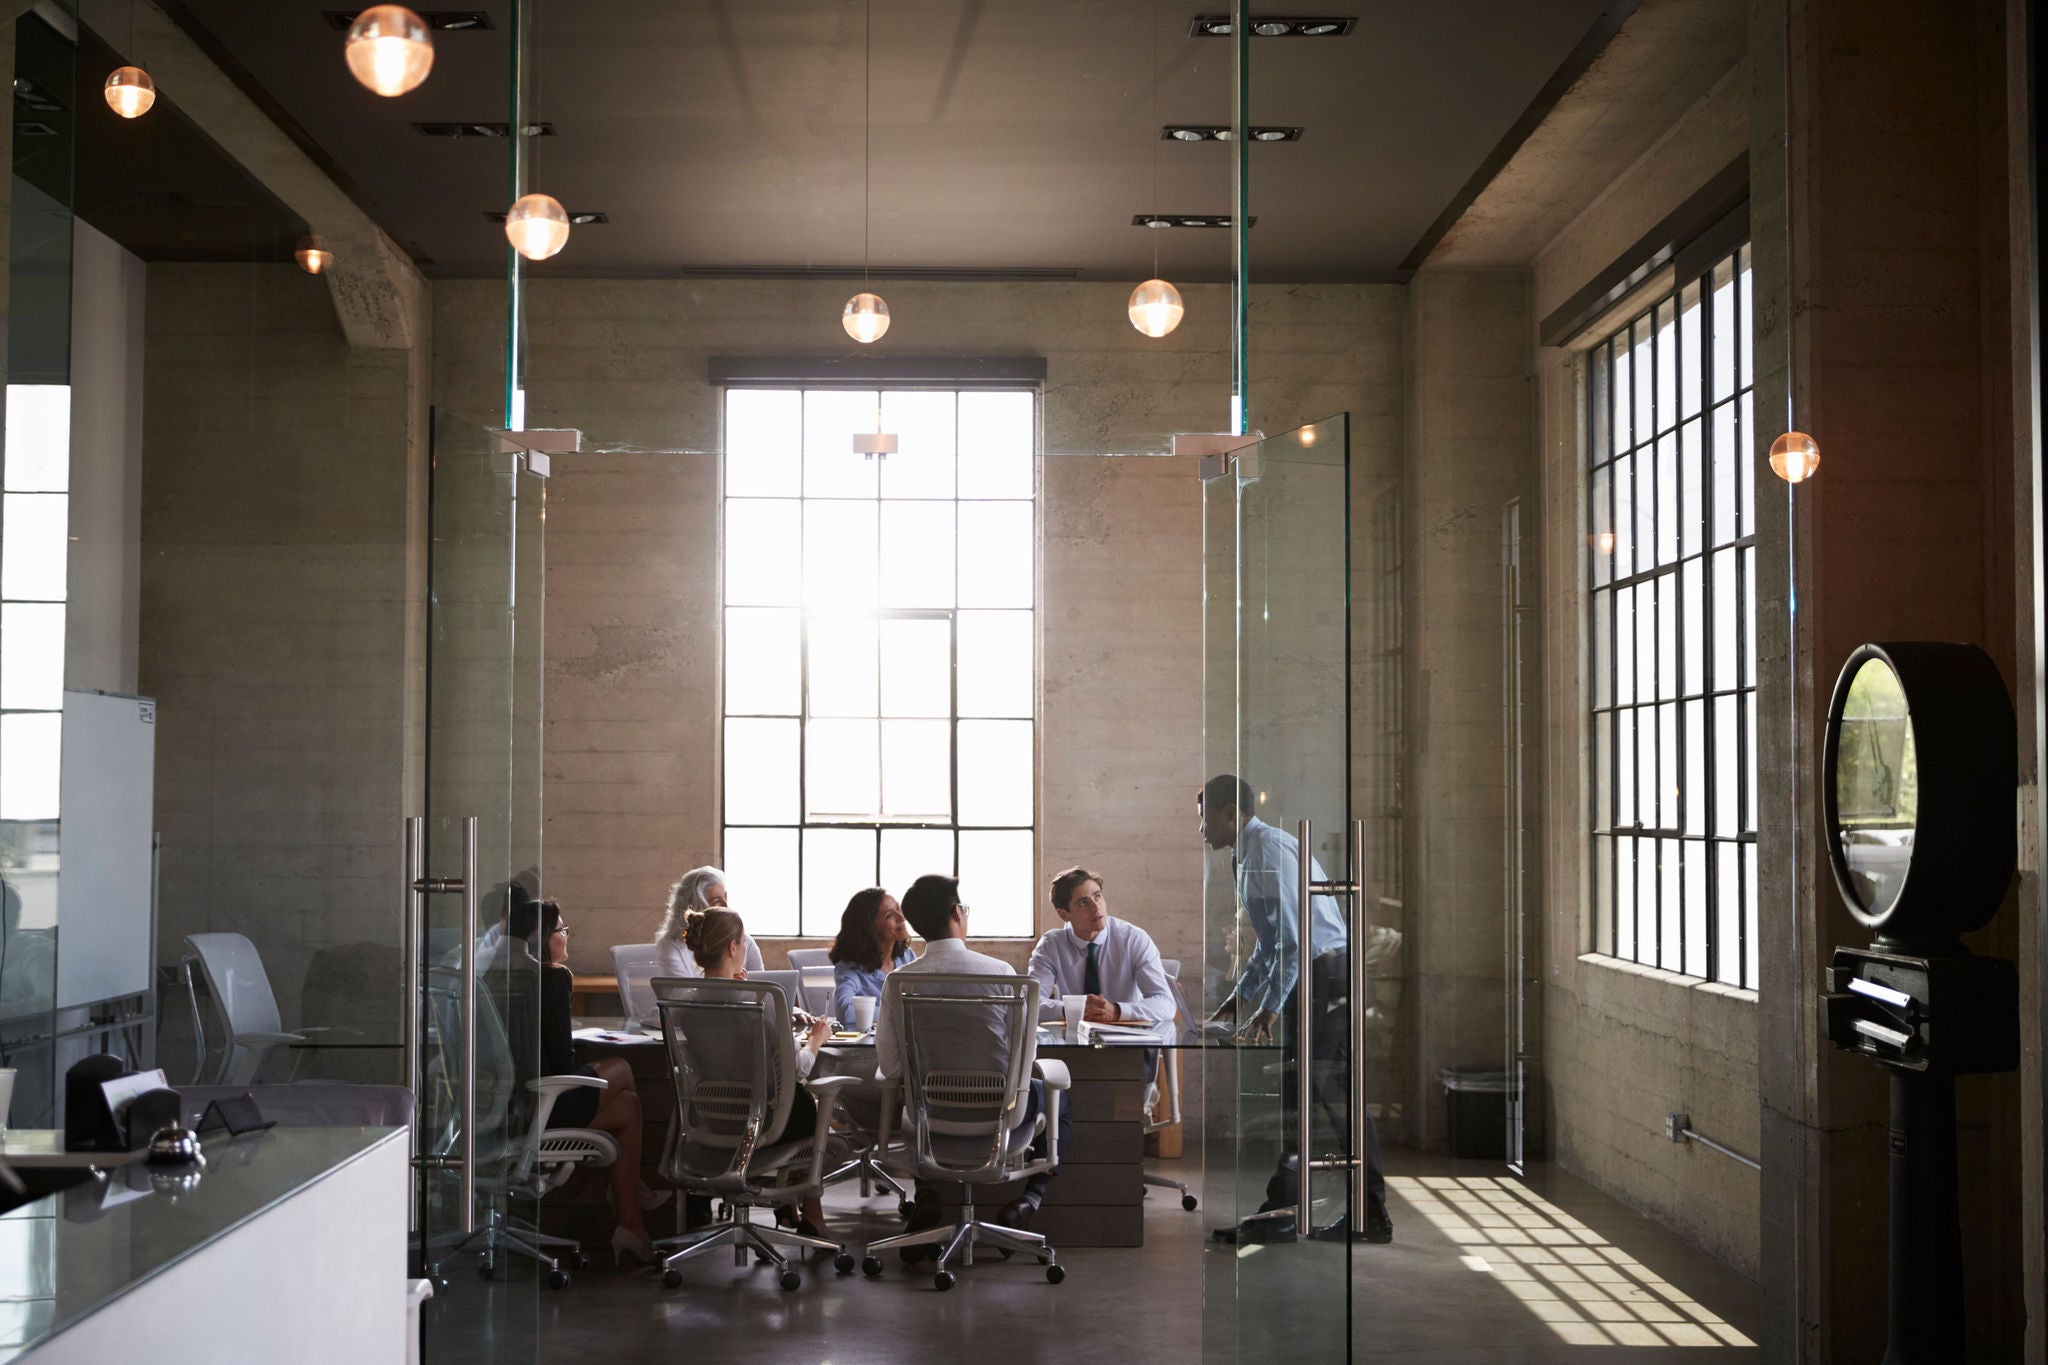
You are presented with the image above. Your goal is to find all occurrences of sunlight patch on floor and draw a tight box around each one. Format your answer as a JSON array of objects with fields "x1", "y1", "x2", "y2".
[{"x1": 1387, "y1": 1176, "x2": 1756, "y2": 1349}]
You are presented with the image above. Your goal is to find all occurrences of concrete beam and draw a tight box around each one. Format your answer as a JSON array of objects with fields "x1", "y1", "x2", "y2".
[{"x1": 78, "y1": 0, "x2": 423, "y2": 350}]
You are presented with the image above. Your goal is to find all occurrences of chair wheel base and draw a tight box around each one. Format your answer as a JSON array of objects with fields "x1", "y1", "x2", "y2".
[
  {"x1": 572, "y1": 1252, "x2": 591, "y2": 1270},
  {"x1": 547, "y1": 1269, "x2": 570, "y2": 1290},
  {"x1": 475, "y1": 1258, "x2": 495, "y2": 1281},
  {"x1": 933, "y1": 1270, "x2": 956, "y2": 1292},
  {"x1": 779, "y1": 1270, "x2": 802, "y2": 1291},
  {"x1": 861, "y1": 1255, "x2": 885, "y2": 1278},
  {"x1": 834, "y1": 1252, "x2": 856, "y2": 1275},
  {"x1": 1046, "y1": 1263, "x2": 1066, "y2": 1285},
  {"x1": 1182, "y1": 1194, "x2": 1199, "y2": 1211},
  {"x1": 897, "y1": 1200, "x2": 916, "y2": 1219},
  {"x1": 661, "y1": 1268, "x2": 683, "y2": 1290}
]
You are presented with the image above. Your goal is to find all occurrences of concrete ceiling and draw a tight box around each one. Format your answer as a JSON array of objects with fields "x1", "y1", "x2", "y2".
[{"x1": 153, "y1": 0, "x2": 1619, "y2": 282}]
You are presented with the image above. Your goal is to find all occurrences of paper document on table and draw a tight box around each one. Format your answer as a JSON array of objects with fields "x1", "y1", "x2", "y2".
[{"x1": 1086, "y1": 1021, "x2": 1174, "y2": 1044}]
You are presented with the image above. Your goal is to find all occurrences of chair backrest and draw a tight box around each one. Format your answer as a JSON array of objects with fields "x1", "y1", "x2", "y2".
[
  {"x1": 185, "y1": 933, "x2": 284, "y2": 1083},
  {"x1": 178, "y1": 1083, "x2": 415, "y2": 1130},
  {"x1": 1161, "y1": 957, "x2": 1198, "y2": 1044},
  {"x1": 785, "y1": 947, "x2": 830, "y2": 971},
  {"x1": 610, "y1": 942, "x2": 662, "y2": 1024},
  {"x1": 797, "y1": 965, "x2": 835, "y2": 1017},
  {"x1": 422, "y1": 964, "x2": 518, "y2": 1163},
  {"x1": 753, "y1": 968, "x2": 801, "y2": 1007},
  {"x1": 894, "y1": 972, "x2": 1038, "y2": 1176},
  {"x1": 652, "y1": 976, "x2": 799, "y2": 1185}
]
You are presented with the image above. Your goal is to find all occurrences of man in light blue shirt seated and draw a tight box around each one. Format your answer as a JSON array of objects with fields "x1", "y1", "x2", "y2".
[{"x1": 1026, "y1": 867, "x2": 1176, "y2": 1029}]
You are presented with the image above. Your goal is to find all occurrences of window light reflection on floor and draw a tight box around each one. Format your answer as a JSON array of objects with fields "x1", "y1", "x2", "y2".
[{"x1": 1386, "y1": 1176, "x2": 1756, "y2": 1349}]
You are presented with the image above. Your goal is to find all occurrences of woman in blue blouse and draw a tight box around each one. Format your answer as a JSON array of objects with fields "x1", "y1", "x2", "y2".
[{"x1": 828, "y1": 887, "x2": 915, "y2": 1026}]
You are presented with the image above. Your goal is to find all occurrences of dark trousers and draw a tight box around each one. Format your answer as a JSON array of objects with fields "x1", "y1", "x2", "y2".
[{"x1": 1264, "y1": 950, "x2": 1387, "y2": 1223}]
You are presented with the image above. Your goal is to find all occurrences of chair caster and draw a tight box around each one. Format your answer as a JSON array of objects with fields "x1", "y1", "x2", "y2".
[
  {"x1": 861, "y1": 1255, "x2": 885, "y2": 1278},
  {"x1": 933, "y1": 1270, "x2": 956, "y2": 1292},
  {"x1": 834, "y1": 1252, "x2": 856, "y2": 1275},
  {"x1": 661, "y1": 1268, "x2": 683, "y2": 1290},
  {"x1": 897, "y1": 1200, "x2": 916, "y2": 1220},
  {"x1": 1182, "y1": 1193, "x2": 1199, "y2": 1211},
  {"x1": 572, "y1": 1252, "x2": 592, "y2": 1271},
  {"x1": 476, "y1": 1258, "x2": 496, "y2": 1281},
  {"x1": 547, "y1": 1269, "x2": 570, "y2": 1291},
  {"x1": 779, "y1": 1270, "x2": 802, "y2": 1291},
  {"x1": 1046, "y1": 1262, "x2": 1066, "y2": 1285}
]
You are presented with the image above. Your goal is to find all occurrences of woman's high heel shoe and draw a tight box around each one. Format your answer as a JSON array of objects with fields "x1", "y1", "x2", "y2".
[{"x1": 611, "y1": 1226, "x2": 656, "y2": 1267}]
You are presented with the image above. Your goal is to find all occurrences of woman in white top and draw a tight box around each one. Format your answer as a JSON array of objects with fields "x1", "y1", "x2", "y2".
[
  {"x1": 655, "y1": 865, "x2": 765, "y2": 978},
  {"x1": 686, "y1": 907, "x2": 830, "y2": 1233}
]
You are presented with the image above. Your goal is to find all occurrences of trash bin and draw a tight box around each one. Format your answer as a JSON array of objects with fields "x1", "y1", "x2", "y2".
[{"x1": 1440, "y1": 1068, "x2": 1515, "y2": 1159}]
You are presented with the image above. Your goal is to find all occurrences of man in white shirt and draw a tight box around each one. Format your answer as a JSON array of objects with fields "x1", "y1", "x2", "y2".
[
  {"x1": 1027, "y1": 867, "x2": 1176, "y2": 1028},
  {"x1": 878, "y1": 873, "x2": 1069, "y2": 1247}
]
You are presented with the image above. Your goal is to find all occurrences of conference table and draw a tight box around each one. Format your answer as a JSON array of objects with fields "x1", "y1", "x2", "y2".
[{"x1": 561, "y1": 1017, "x2": 1181, "y2": 1249}]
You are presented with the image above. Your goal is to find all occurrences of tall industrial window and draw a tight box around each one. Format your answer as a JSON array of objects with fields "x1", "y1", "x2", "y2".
[
  {"x1": 1586, "y1": 245, "x2": 1757, "y2": 988},
  {"x1": 720, "y1": 387, "x2": 1037, "y2": 938}
]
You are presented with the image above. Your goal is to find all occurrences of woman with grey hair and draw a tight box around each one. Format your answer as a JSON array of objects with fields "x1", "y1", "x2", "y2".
[{"x1": 655, "y1": 865, "x2": 765, "y2": 978}]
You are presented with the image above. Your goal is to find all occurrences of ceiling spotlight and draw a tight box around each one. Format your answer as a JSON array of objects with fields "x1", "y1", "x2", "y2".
[
  {"x1": 345, "y1": 5, "x2": 434, "y2": 98},
  {"x1": 1199, "y1": 19, "x2": 1232, "y2": 34},
  {"x1": 295, "y1": 234, "x2": 336, "y2": 274},
  {"x1": 1171, "y1": 127, "x2": 1206, "y2": 141},
  {"x1": 1253, "y1": 20, "x2": 1290, "y2": 35},
  {"x1": 504, "y1": 192, "x2": 570, "y2": 260},
  {"x1": 1299, "y1": 20, "x2": 1344, "y2": 33},
  {"x1": 1161, "y1": 125, "x2": 1303, "y2": 143},
  {"x1": 103, "y1": 66, "x2": 154, "y2": 119},
  {"x1": 1189, "y1": 15, "x2": 1356, "y2": 37},
  {"x1": 843, "y1": 292, "x2": 891, "y2": 344},
  {"x1": 1131, "y1": 214, "x2": 1252, "y2": 229},
  {"x1": 1252, "y1": 127, "x2": 1292, "y2": 141},
  {"x1": 1129, "y1": 278, "x2": 1186, "y2": 338}
]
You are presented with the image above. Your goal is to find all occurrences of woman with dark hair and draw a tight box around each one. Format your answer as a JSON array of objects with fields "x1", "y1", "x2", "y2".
[
  {"x1": 826, "y1": 887, "x2": 914, "y2": 1025},
  {"x1": 685, "y1": 907, "x2": 831, "y2": 1234},
  {"x1": 515, "y1": 898, "x2": 666, "y2": 1264}
]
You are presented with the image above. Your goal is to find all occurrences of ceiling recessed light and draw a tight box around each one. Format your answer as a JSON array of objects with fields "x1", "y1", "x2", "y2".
[
  {"x1": 415, "y1": 121, "x2": 556, "y2": 139},
  {"x1": 1188, "y1": 15, "x2": 1356, "y2": 37},
  {"x1": 324, "y1": 9, "x2": 493, "y2": 32},
  {"x1": 1170, "y1": 127, "x2": 1205, "y2": 141},
  {"x1": 1143, "y1": 216, "x2": 1174, "y2": 229},
  {"x1": 1161, "y1": 125, "x2": 1303, "y2": 143},
  {"x1": 1252, "y1": 127, "x2": 1294, "y2": 141},
  {"x1": 1131, "y1": 214, "x2": 1255, "y2": 229},
  {"x1": 484, "y1": 208, "x2": 606, "y2": 226}
]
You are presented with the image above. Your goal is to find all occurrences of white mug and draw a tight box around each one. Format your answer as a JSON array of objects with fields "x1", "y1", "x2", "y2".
[
  {"x1": 1062, "y1": 994, "x2": 1088, "y2": 1042},
  {"x1": 850, "y1": 996, "x2": 878, "y2": 1033},
  {"x1": 0, "y1": 1067, "x2": 15, "y2": 1134}
]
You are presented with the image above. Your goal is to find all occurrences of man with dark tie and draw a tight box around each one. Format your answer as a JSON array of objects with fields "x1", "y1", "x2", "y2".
[{"x1": 1026, "y1": 867, "x2": 1176, "y2": 1029}]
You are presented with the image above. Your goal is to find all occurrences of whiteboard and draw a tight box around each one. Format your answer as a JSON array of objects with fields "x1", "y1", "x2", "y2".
[{"x1": 56, "y1": 690, "x2": 156, "y2": 1007}]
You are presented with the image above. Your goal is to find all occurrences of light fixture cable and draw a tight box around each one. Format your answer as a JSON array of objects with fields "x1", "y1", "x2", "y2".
[{"x1": 864, "y1": 0, "x2": 872, "y2": 287}]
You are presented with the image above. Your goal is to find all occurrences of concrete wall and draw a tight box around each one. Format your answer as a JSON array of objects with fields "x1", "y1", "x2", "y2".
[
  {"x1": 140, "y1": 264, "x2": 417, "y2": 1048},
  {"x1": 66, "y1": 219, "x2": 143, "y2": 695},
  {"x1": 1530, "y1": 60, "x2": 1761, "y2": 1275},
  {"x1": 432, "y1": 277, "x2": 1402, "y2": 984}
]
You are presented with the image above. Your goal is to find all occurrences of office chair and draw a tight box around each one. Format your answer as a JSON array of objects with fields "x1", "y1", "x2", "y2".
[
  {"x1": 861, "y1": 973, "x2": 1069, "y2": 1291},
  {"x1": 611, "y1": 942, "x2": 662, "y2": 1025},
  {"x1": 649, "y1": 976, "x2": 856, "y2": 1292},
  {"x1": 785, "y1": 947, "x2": 831, "y2": 972},
  {"x1": 1145, "y1": 960, "x2": 1197, "y2": 1211},
  {"x1": 421, "y1": 966, "x2": 619, "y2": 1290},
  {"x1": 182, "y1": 932, "x2": 333, "y2": 1085},
  {"x1": 797, "y1": 965, "x2": 836, "y2": 1018}
]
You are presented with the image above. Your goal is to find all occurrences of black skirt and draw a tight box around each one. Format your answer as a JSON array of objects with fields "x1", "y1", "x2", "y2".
[{"x1": 546, "y1": 1064, "x2": 603, "y2": 1129}]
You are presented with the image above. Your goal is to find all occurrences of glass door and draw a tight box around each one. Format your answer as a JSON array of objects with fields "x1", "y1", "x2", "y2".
[
  {"x1": 413, "y1": 408, "x2": 546, "y2": 1362},
  {"x1": 1201, "y1": 415, "x2": 1359, "y2": 1361}
]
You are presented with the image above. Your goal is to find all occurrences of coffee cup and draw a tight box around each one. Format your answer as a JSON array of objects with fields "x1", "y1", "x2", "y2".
[
  {"x1": 850, "y1": 996, "x2": 878, "y2": 1033},
  {"x1": 1062, "y1": 994, "x2": 1088, "y2": 1042}
]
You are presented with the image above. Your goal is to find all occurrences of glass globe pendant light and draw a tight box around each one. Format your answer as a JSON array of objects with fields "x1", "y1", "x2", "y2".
[
  {"x1": 1769, "y1": 430, "x2": 1820, "y2": 484},
  {"x1": 345, "y1": 5, "x2": 434, "y2": 98},
  {"x1": 104, "y1": 65, "x2": 154, "y2": 119},
  {"x1": 843, "y1": 293, "x2": 890, "y2": 344},
  {"x1": 294, "y1": 234, "x2": 336, "y2": 275},
  {"x1": 505, "y1": 193, "x2": 571, "y2": 261},
  {"x1": 1128, "y1": 279, "x2": 1184, "y2": 338}
]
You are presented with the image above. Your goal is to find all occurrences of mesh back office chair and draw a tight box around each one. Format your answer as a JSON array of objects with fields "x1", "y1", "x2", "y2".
[
  {"x1": 650, "y1": 976, "x2": 855, "y2": 1292},
  {"x1": 753, "y1": 969, "x2": 802, "y2": 1009},
  {"x1": 1145, "y1": 959, "x2": 1198, "y2": 1211},
  {"x1": 610, "y1": 943, "x2": 662, "y2": 1025},
  {"x1": 182, "y1": 933, "x2": 333, "y2": 1085},
  {"x1": 785, "y1": 947, "x2": 830, "y2": 971},
  {"x1": 421, "y1": 965, "x2": 618, "y2": 1289},
  {"x1": 861, "y1": 973, "x2": 1069, "y2": 1291}
]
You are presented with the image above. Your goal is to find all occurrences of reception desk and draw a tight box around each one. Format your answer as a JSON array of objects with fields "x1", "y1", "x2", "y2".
[{"x1": 0, "y1": 1125, "x2": 408, "y2": 1363}]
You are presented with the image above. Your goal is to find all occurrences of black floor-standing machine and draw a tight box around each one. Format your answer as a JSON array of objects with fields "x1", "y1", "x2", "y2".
[{"x1": 1818, "y1": 642, "x2": 2020, "y2": 1364}]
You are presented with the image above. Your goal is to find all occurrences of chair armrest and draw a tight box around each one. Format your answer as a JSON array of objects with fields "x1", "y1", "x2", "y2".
[
  {"x1": 528, "y1": 1074, "x2": 609, "y2": 1095},
  {"x1": 232, "y1": 1030, "x2": 306, "y2": 1048},
  {"x1": 1033, "y1": 1059, "x2": 1072, "y2": 1092},
  {"x1": 525, "y1": 1074, "x2": 607, "y2": 1143}
]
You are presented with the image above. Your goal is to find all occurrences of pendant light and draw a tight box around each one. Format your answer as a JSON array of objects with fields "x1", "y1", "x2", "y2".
[
  {"x1": 1128, "y1": 0, "x2": 1184, "y2": 338},
  {"x1": 295, "y1": 234, "x2": 336, "y2": 275},
  {"x1": 345, "y1": 6, "x2": 435, "y2": 98},
  {"x1": 104, "y1": 1, "x2": 154, "y2": 119},
  {"x1": 843, "y1": 0, "x2": 889, "y2": 343},
  {"x1": 504, "y1": 10, "x2": 569, "y2": 262},
  {"x1": 1769, "y1": 430, "x2": 1819, "y2": 484}
]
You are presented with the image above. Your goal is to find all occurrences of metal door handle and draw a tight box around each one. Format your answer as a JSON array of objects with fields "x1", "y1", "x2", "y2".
[
  {"x1": 459, "y1": 816, "x2": 478, "y2": 1236},
  {"x1": 404, "y1": 815, "x2": 479, "y2": 1237},
  {"x1": 402, "y1": 817, "x2": 423, "y2": 1158},
  {"x1": 1297, "y1": 819, "x2": 1314, "y2": 1230}
]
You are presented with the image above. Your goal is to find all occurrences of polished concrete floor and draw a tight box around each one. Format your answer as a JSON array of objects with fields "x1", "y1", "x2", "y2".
[{"x1": 426, "y1": 1149, "x2": 1761, "y2": 1364}]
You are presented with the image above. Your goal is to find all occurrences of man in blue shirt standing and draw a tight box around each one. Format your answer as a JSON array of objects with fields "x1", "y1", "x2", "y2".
[{"x1": 1202, "y1": 773, "x2": 1390, "y2": 1244}]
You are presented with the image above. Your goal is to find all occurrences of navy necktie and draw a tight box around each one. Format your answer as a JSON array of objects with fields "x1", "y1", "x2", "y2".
[{"x1": 1084, "y1": 941, "x2": 1102, "y2": 996}]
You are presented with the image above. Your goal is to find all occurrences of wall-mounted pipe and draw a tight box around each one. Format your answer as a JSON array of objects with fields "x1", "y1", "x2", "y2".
[{"x1": 1666, "y1": 1112, "x2": 1762, "y2": 1171}]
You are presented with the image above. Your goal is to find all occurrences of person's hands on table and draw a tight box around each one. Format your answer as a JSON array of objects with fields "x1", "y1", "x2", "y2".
[
  {"x1": 1083, "y1": 994, "x2": 1122, "y2": 1024},
  {"x1": 804, "y1": 1016, "x2": 832, "y2": 1049},
  {"x1": 1236, "y1": 1009, "x2": 1281, "y2": 1046},
  {"x1": 1207, "y1": 996, "x2": 1238, "y2": 1029}
]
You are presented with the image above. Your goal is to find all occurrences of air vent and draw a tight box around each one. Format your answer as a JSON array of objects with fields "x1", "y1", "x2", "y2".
[
  {"x1": 415, "y1": 122, "x2": 555, "y2": 139},
  {"x1": 1132, "y1": 214, "x2": 1255, "y2": 229},
  {"x1": 324, "y1": 10, "x2": 492, "y2": 32},
  {"x1": 1189, "y1": 15, "x2": 1355, "y2": 37},
  {"x1": 484, "y1": 209, "x2": 608, "y2": 226},
  {"x1": 1162, "y1": 125, "x2": 1301, "y2": 142}
]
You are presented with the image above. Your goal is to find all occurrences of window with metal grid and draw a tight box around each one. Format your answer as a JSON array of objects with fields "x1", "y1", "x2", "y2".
[
  {"x1": 720, "y1": 387, "x2": 1037, "y2": 939},
  {"x1": 1586, "y1": 245, "x2": 1757, "y2": 987}
]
